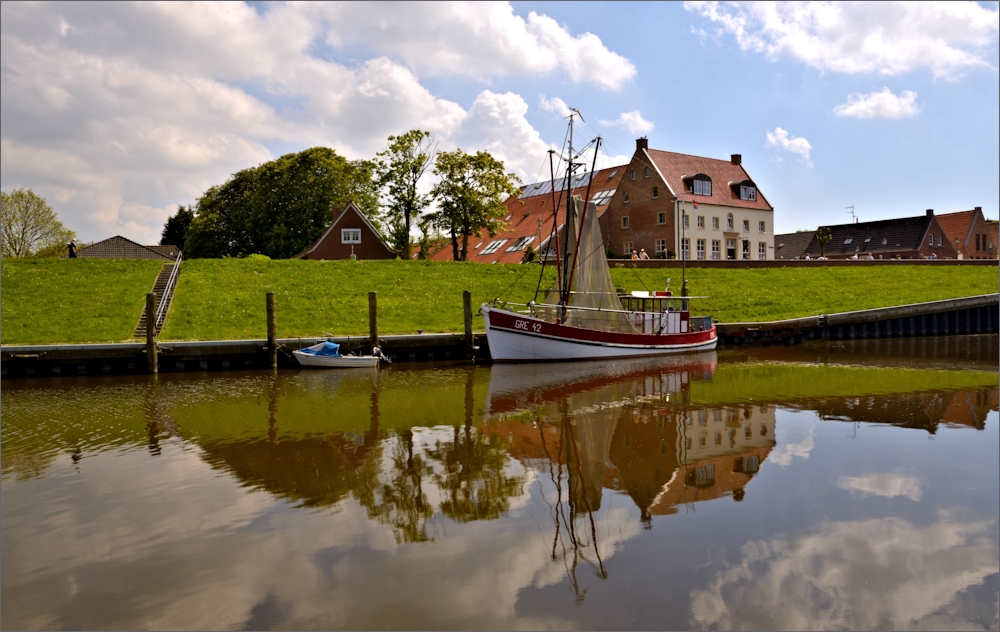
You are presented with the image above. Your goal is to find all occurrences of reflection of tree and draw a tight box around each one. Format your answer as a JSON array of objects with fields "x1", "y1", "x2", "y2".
[{"x1": 356, "y1": 430, "x2": 434, "y2": 544}]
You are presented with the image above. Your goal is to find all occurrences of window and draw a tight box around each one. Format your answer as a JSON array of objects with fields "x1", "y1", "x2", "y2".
[
  {"x1": 630, "y1": 169, "x2": 636, "y2": 180},
  {"x1": 743, "y1": 219, "x2": 750, "y2": 232},
  {"x1": 341, "y1": 228, "x2": 361, "y2": 244},
  {"x1": 697, "y1": 239, "x2": 706, "y2": 260},
  {"x1": 693, "y1": 179, "x2": 712, "y2": 196},
  {"x1": 929, "y1": 234, "x2": 934, "y2": 247},
  {"x1": 977, "y1": 234, "x2": 981, "y2": 250},
  {"x1": 759, "y1": 221, "x2": 765, "y2": 232},
  {"x1": 505, "y1": 236, "x2": 535, "y2": 252},
  {"x1": 844, "y1": 238, "x2": 853, "y2": 245},
  {"x1": 623, "y1": 191, "x2": 630, "y2": 203},
  {"x1": 681, "y1": 238, "x2": 690, "y2": 260},
  {"x1": 697, "y1": 216, "x2": 705, "y2": 228},
  {"x1": 711, "y1": 240, "x2": 720, "y2": 260},
  {"x1": 726, "y1": 238, "x2": 736, "y2": 260},
  {"x1": 742, "y1": 240, "x2": 750, "y2": 260},
  {"x1": 683, "y1": 214, "x2": 689, "y2": 228},
  {"x1": 623, "y1": 241, "x2": 634, "y2": 256},
  {"x1": 652, "y1": 186, "x2": 658, "y2": 199},
  {"x1": 657, "y1": 212, "x2": 666, "y2": 225},
  {"x1": 727, "y1": 214, "x2": 734, "y2": 230},
  {"x1": 937, "y1": 234, "x2": 942, "y2": 247},
  {"x1": 621, "y1": 216, "x2": 630, "y2": 229},
  {"x1": 712, "y1": 217, "x2": 719, "y2": 230},
  {"x1": 655, "y1": 238, "x2": 666, "y2": 254},
  {"x1": 740, "y1": 185, "x2": 757, "y2": 201},
  {"x1": 480, "y1": 239, "x2": 508, "y2": 255},
  {"x1": 644, "y1": 167, "x2": 650, "y2": 178},
  {"x1": 759, "y1": 242, "x2": 766, "y2": 260},
  {"x1": 590, "y1": 188, "x2": 616, "y2": 206}
]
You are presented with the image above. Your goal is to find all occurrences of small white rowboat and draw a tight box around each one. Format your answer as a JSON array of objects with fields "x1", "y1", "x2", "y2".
[{"x1": 292, "y1": 341, "x2": 384, "y2": 368}]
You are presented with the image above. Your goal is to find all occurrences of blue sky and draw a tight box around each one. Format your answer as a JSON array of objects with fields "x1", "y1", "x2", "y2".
[{"x1": 2, "y1": 1, "x2": 997, "y2": 242}]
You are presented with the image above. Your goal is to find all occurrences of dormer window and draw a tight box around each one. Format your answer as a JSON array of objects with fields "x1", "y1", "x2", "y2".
[
  {"x1": 684, "y1": 174, "x2": 712, "y2": 196},
  {"x1": 729, "y1": 179, "x2": 757, "y2": 201}
]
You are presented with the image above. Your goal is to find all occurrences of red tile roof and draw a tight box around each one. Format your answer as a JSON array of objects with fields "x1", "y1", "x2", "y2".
[
  {"x1": 644, "y1": 149, "x2": 773, "y2": 211},
  {"x1": 935, "y1": 210, "x2": 976, "y2": 247},
  {"x1": 76, "y1": 235, "x2": 176, "y2": 260},
  {"x1": 430, "y1": 165, "x2": 626, "y2": 264}
]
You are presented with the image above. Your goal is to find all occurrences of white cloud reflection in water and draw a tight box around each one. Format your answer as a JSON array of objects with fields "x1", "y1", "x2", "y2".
[
  {"x1": 689, "y1": 510, "x2": 998, "y2": 630},
  {"x1": 837, "y1": 471, "x2": 924, "y2": 501}
]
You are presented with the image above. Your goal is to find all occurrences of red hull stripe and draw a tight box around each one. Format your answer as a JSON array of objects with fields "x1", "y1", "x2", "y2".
[{"x1": 487, "y1": 308, "x2": 716, "y2": 348}]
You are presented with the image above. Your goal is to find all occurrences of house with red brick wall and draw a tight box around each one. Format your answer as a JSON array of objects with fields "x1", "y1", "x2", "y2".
[
  {"x1": 429, "y1": 165, "x2": 626, "y2": 263},
  {"x1": 800, "y1": 209, "x2": 958, "y2": 259},
  {"x1": 292, "y1": 201, "x2": 396, "y2": 260},
  {"x1": 936, "y1": 207, "x2": 997, "y2": 260},
  {"x1": 601, "y1": 138, "x2": 775, "y2": 261}
]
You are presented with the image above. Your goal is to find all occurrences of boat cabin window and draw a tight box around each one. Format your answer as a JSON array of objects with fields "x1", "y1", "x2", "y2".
[{"x1": 341, "y1": 228, "x2": 361, "y2": 244}]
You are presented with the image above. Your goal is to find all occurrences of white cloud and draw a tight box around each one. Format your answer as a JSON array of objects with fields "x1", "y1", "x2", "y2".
[
  {"x1": 322, "y1": 3, "x2": 636, "y2": 90},
  {"x1": 837, "y1": 472, "x2": 923, "y2": 501},
  {"x1": 539, "y1": 94, "x2": 571, "y2": 116},
  {"x1": 768, "y1": 422, "x2": 814, "y2": 466},
  {"x1": 685, "y1": 1, "x2": 1000, "y2": 78},
  {"x1": 833, "y1": 87, "x2": 921, "y2": 119},
  {"x1": 691, "y1": 511, "x2": 998, "y2": 630},
  {"x1": 1, "y1": 2, "x2": 625, "y2": 243},
  {"x1": 765, "y1": 127, "x2": 813, "y2": 165},
  {"x1": 598, "y1": 110, "x2": 655, "y2": 135}
]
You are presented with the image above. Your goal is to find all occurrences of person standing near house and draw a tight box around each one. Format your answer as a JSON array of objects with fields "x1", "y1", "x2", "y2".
[
  {"x1": 67, "y1": 239, "x2": 77, "y2": 258},
  {"x1": 638, "y1": 248, "x2": 650, "y2": 260}
]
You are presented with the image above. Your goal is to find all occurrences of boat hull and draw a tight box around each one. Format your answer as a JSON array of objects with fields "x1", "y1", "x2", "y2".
[
  {"x1": 292, "y1": 351, "x2": 379, "y2": 368},
  {"x1": 482, "y1": 304, "x2": 717, "y2": 362}
]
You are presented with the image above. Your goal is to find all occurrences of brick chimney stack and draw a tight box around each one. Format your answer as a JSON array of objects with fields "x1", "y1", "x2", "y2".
[
  {"x1": 926, "y1": 209, "x2": 934, "y2": 216},
  {"x1": 975, "y1": 206, "x2": 982, "y2": 212},
  {"x1": 731, "y1": 154, "x2": 742, "y2": 165},
  {"x1": 636, "y1": 137, "x2": 648, "y2": 151}
]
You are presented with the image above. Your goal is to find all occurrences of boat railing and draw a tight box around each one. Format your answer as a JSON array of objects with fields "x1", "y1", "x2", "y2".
[{"x1": 503, "y1": 300, "x2": 710, "y2": 318}]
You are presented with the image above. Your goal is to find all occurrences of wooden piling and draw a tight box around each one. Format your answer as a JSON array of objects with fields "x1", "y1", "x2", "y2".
[
  {"x1": 266, "y1": 292, "x2": 277, "y2": 369},
  {"x1": 369, "y1": 291, "x2": 379, "y2": 348},
  {"x1": 146, "y1": 293, "x2": 158, "y2": 374},
  {"x1": 463, "y1": 290, "x2": 473, "y2": 355}
]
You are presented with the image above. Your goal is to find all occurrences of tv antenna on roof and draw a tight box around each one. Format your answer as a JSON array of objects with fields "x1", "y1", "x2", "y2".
[{"x1": 846, "y1": 205, "x2": 857, "y2": 223}]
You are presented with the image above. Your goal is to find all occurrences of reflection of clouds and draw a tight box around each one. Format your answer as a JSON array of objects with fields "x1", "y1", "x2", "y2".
[
  {"x1": 769, "y1": 423, "x2": 814, "y2": 467},
  {"x1": 690, "y1": 510, "x2": 998, "y2": 630},
  {"x1": 837, "y1": 472, "x2": 923, "y2": 501}
]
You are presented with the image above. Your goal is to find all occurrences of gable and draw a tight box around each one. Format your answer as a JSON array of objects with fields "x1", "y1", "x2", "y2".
[{"x1": 295, "y1": 201, "x2": 395, "y2": 258}]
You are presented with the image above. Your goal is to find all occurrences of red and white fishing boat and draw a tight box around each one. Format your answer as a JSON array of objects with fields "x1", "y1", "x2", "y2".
[{"x1": 484, "y1": 111, "x2": 717, "y2": 363}]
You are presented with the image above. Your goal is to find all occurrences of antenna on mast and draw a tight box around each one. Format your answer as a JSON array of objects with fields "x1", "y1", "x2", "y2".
[{"x1": 846, "y1": 205, "x2": 857, "y2": 223}]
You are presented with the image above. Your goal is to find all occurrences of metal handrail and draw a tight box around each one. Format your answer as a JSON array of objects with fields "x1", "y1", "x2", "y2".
[{"x1": 154, "y1": 253, "x2": 182, "y2": 330}]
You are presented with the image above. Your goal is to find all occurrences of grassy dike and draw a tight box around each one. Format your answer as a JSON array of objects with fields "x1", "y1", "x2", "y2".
[{"x1": 1, "y1": 257, "x2": 997, "y2": 344}]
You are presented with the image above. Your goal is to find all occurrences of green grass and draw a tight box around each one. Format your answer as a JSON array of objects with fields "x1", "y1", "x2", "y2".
[{"x1": 1, "y1": 259, "x2": 164, "y2": 344}]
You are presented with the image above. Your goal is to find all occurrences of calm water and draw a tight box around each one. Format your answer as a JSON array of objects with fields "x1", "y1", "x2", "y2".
[{"x1": 2, "y1": 336, "x2": 998, "y2": 630}]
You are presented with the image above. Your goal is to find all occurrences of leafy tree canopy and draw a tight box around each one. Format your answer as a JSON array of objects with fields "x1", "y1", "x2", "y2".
[
  {"x1": 1, "y1": 188, "x2": 76, "y2": 258},
  {"x1": 184, "y1": 147, "x2": 380, "y2": 259},
  {"x1": 377, "y1": 130, "x2": 435, "y2": 260},
  {"x1": 160, "y1": 205, "x2": 195, "y2": 250},
  {"x1": 429, "y1": 150, "x2": 521, "y2": 261}
]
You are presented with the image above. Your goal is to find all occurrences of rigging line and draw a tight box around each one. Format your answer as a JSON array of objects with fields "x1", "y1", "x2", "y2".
[{"x1": 492, "y1": 255, "x2": 539, "y2": 303}]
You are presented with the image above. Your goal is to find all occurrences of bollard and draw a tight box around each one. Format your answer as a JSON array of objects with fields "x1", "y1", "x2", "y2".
[
  {"x1": 369, "y1": 291, "x2": 379, "y2": 349},
  {"x1": 146, "y1": 293, "x2": 158, "y2": 374},
  {"x1": 463, "y1": 290, "x2": 473, "y2": 356},
  {"x1": 266, "y1": 292, "x2": 277, "y2": 369}
]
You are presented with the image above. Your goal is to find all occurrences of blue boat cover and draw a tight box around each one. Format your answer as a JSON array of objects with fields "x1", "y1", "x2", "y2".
[{"x1": 298, "y1": 341, "x2": 341, "y2": 356}]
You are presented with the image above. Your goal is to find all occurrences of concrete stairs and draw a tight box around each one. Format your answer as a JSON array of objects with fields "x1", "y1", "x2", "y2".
[{"x1": 133, "y1": 262, "x2": 179, "y2": 338}]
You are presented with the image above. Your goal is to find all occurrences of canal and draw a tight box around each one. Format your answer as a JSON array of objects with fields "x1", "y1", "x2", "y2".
[{"x1": 2, "y1": 335, "x2": 998, "y2": 630}]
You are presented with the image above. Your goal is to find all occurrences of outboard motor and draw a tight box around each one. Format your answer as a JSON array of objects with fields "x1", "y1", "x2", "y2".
[{"x1": 372, "y1": 347, "x2": 392, "y2": 364}]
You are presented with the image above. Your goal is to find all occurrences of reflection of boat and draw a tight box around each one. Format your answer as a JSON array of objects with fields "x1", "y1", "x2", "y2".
[
  {"x1": 483, "y1": 111, "x2": 716, "y2": 362},
  {"x1": 292, "y1": 341, "x2": 380, "y2": 368}
]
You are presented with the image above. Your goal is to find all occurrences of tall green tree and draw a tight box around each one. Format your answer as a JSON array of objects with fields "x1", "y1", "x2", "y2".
[
  {"x1": 429, "y1": 150, "x2": 521, "y2": 261},
  {"x1": 160, "y1": 205, "x2": 195, "y2": 250},
  {"x1": 377, "y1": 130, "x2": 435, "y2": 259},
  {"x1": 0, "y1": 188, "x2": 75, "y2": 258},
  {"x1": 815, "y1": 226, "x2": 832, "y2": 258},
  {"x1": 184, "y1": 147, "x2": 380, "y2": 259}
]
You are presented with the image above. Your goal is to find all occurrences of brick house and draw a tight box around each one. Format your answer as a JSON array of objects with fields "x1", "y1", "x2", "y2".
[
  {"x1": 293, "y1": 201, "x2": 396, "y2": 260},
  {"x1": 936, "y1": 207, "x2": 997, "y2": 260},
  {"x1": 800, "y1": 209, "x2": 958, "y2": 259},
  {"x1": 601, "y1": 139, "x2": 775, "y2": 261},
  {"x1": 429, "y1": 165, "x2": 625, "y2": 263}
]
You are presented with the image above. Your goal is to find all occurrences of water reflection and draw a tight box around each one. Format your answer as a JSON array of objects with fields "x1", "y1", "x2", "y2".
[{"x1": 2, "y1": 339, "x2": 998, "y2": 630}]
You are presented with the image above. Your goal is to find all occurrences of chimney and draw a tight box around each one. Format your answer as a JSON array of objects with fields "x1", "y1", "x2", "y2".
[
  {"x1": 731, "y1": 154, "x2": 742, "y2": 165},
  {"x1": 636, "y1": 137, "x2": 648, "y2": 151},
  {"x1": 975, "y1": 206, "x2": 982, "y2": 212},
  {"x1": 926, "y1": 209, "x2": 934, "y2": 216}
]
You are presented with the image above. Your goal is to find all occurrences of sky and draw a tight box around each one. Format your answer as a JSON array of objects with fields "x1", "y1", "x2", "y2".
[{"x1": 1, "y1": 1, "x2": 998, "y2": 244}]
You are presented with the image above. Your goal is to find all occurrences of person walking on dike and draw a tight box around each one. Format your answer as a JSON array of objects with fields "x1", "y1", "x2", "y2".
[
  {"x1": 638, "y1": 248, "x2": 650, "y2": 260},
  {"x1": 68, "y1": 239, "x2": 77, "y2": 258}
]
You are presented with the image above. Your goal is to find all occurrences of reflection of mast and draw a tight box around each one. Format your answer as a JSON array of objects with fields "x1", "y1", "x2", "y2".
[{"x1": 268, "y1": 374, "x2": 279, "y2": 444}]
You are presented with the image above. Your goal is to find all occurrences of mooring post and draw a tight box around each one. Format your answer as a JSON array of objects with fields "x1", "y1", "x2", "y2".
[
  {"x1": 463, "y1": 290, "x2": 474, "y2": 357},
  {"x1": 146, "y1": 292, "x2": 158, "y2": 374},
  {"x1": 369, "y1": 291, "x2": 379, "y2": 349},
  {"x1": 266, "y1": 292, "x2": 277, "y2": 369}
]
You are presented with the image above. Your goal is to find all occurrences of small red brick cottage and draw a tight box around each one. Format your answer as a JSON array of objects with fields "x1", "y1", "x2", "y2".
[{"x1": 293, "y1": 201, "x2": 396, "y2": 260}]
